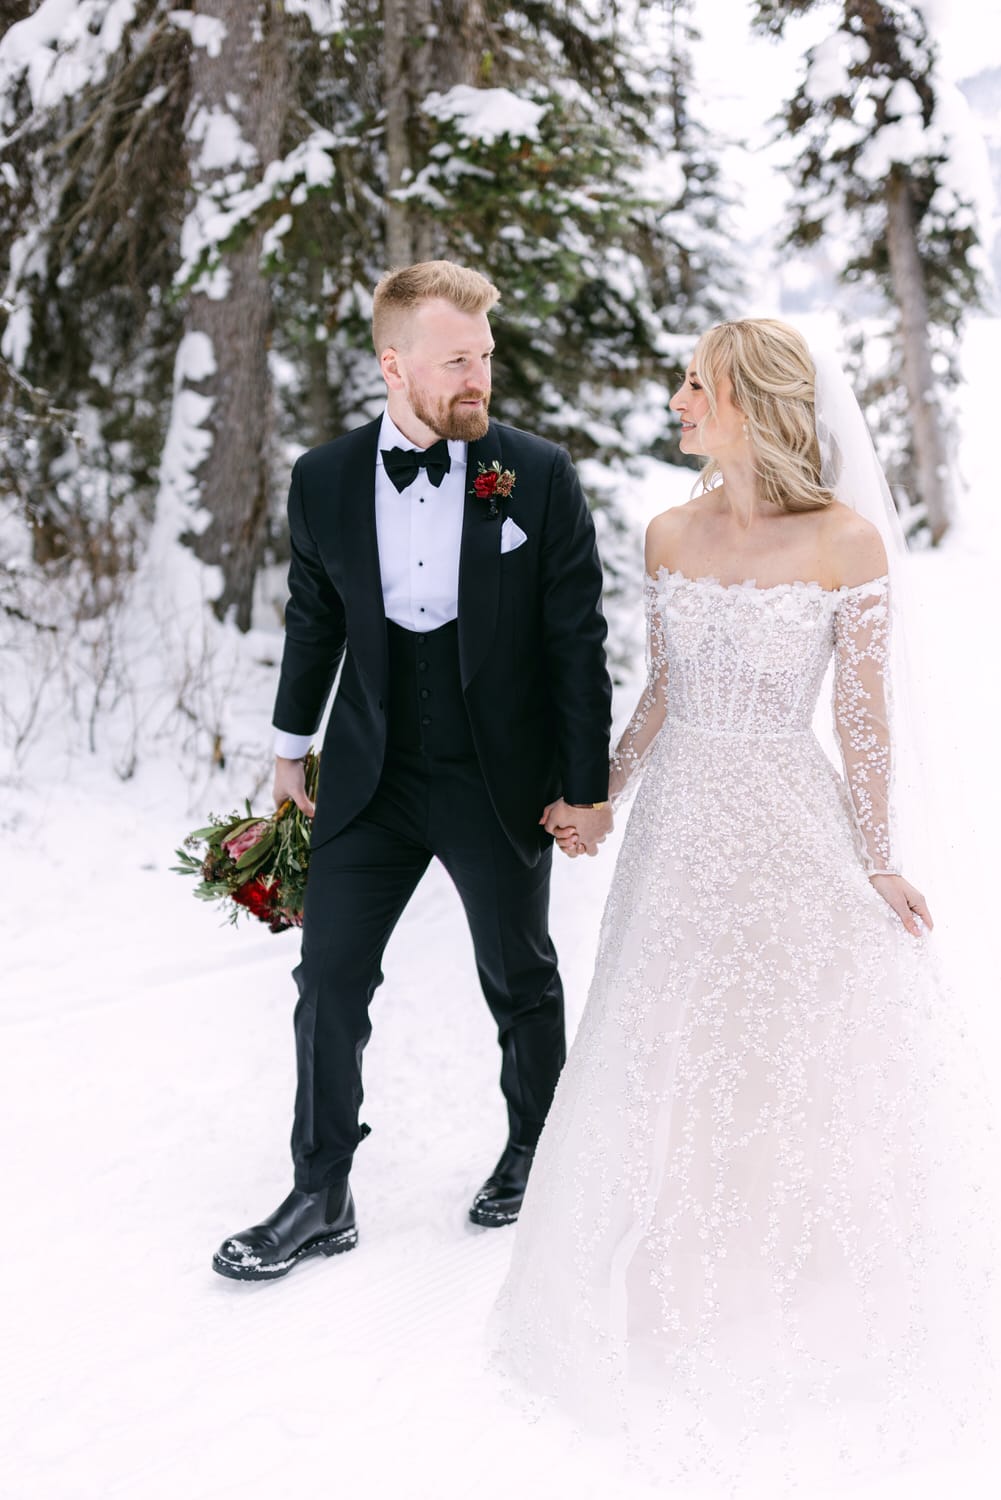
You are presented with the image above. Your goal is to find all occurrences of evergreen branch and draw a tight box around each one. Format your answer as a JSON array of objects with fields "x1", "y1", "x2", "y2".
[{"x1": 0, "y1": 350, "x2": 82, "y2": 438}]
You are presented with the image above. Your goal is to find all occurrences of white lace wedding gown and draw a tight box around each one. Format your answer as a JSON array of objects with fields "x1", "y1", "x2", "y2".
[{"x1": 495, "y1": 568, "x2": 994, "y2": 1490}]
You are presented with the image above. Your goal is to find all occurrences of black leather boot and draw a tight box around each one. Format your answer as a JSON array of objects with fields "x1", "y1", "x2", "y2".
[
  {"x1": 212, "y1": 1181, "x2": 357, "y2": 1281},
  {"x1": 468, "y1": 1141, "x2": 536, "y2": 1227}
]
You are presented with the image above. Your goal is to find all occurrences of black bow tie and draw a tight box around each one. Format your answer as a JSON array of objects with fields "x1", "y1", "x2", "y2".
[{"x1": 381, "y1": 438, "x2": 451, "y2": 494}]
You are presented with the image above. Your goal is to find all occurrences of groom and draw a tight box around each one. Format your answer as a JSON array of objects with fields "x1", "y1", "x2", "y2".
[{"x1": 212, "y1": 260, "x2": 613, "y2": 1281}]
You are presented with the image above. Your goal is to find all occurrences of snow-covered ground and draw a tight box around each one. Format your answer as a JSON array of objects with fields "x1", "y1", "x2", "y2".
[{"x1": 2, "y1": 320, "x2": 999, "y2": 1500}]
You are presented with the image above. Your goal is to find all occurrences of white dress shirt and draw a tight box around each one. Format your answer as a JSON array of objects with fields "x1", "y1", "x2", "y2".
[{"x1": 274, "y1": 409, "x2": 469, "y2": 758}]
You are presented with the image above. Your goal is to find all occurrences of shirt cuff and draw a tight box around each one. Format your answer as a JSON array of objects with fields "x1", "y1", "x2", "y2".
[{"x1": 274, "y1": 729, "x2": 314, "y2": 760}]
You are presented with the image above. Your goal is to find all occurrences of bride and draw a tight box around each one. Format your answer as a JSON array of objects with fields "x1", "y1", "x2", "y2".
[{"x1": 494, "y1": 319, "x2": 993, "y2": 1489}]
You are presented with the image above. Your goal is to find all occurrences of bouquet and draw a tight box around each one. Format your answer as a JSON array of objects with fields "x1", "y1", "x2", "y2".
[{"x1": 174, "y1": 752, "x2": 318, "y2": 932}]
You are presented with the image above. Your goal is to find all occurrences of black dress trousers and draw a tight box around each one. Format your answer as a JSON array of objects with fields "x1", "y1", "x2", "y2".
[{"x1": 290, "y1": 620, "x2": 566, "y2": 1192}]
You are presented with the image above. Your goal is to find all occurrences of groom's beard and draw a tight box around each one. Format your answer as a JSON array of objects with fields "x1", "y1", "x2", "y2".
[{"x1": 407, "y1": 384, "x2": 491, "y2": 442}]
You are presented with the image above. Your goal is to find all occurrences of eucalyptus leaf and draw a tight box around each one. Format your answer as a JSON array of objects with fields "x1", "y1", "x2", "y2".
[{"x1": 188, "y1": 824, "x2": 221, "y2": 843}]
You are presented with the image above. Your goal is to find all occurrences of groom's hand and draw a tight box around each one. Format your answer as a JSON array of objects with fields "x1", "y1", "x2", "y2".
[
  {"x1": 274, "y1": 756, "x2": 315, "y2": 818},
  {"x1": 541, "y1": 798, "x2": 612, "y2": 858}
]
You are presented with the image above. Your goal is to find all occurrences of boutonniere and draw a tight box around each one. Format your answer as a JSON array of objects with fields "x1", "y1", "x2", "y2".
[{"x1": 473, "y1": 461, "x2": 516, "y2": 519}]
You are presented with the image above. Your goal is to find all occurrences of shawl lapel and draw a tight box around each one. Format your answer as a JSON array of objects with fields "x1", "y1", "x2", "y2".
[
  {"x1": 458, "y1": 422, "x2": 503, "y2": 689},
  {"x1": 340, "y1": 417, "x2": 388, "y2": 697}
]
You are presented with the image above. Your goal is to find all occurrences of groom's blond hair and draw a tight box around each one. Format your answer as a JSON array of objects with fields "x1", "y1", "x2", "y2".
[{"x1": 372, "y1": 261, "x2": 500, "y2": 354}]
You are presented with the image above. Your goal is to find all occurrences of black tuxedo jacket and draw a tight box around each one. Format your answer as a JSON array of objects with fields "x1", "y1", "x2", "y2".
[{"x1": 272, "y1": 416, "x2": 612, "y2": 866}]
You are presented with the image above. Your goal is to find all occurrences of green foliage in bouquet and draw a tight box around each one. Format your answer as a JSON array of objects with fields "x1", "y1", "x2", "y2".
[{"x1": 173, "y1": 753, "x2": 319, "y2": 933}]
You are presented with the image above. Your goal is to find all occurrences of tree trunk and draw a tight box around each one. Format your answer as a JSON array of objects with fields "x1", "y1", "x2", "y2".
[
  {"x1": 383, "y1": 0, "x2": 486, "y2": 267},
  {"x1": 666, "y1": 0, "x2": 695, "y2": 307},
  {"x1": 384, "y1": 0, "x2": 415, "y2": 266},
  {"x1": 184, "y1": 0, "x2": 289, "y2": 630},
  {"x1": 425, "y1": 0, "x2": 487, "y2": 264},
  {"x1": 884, "y1": 170, "x2": 952, "y2": 543},
  {"x1": 304, "y1": 253, "x2": 333, "y2": 449}
]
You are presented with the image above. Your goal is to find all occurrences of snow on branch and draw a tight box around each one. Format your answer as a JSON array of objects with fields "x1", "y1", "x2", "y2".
[
  {"x1": 283, "y1": 0, "x2": 344, "y2": 35},
  {"x1": 0, "y1": 0, "x2": 143, "y2": 126},
  {"x1": 803, "y1": 31, "x2": 868, "y2": 105},
  {"x1": 422, "y1": 86, "x2": 549, "y2": 147},
  {"x1": 176, "y1": 129, "x2": 341, "y2": 292},
  {"x1": 189, "y1": 103, "x2": 258, "y2": 173},
  {"x1": 166, "y1": 10, "x2": 226, "y2": 58}
]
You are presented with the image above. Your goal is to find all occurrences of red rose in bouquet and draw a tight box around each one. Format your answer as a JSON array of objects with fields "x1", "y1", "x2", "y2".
[
  {"x1": 232, "y1": 876, "x2": 278, "y2": 922},
  {"x1": 174, "y1": 753, "x2": 319, "y2": 933}
]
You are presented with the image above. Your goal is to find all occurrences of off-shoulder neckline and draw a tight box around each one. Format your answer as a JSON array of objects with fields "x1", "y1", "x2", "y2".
[{"x1": 645, "y1": 566, "x2": 890, "y2": 598}]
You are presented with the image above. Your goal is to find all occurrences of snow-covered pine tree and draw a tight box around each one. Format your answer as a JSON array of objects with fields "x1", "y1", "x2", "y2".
[
  {"x1": 169, "y1": 1, "x2": 289, "y2": 632},
  {"x1": 643, "y1": 0, "x2": 744, "y2": 464},
  {"x1": 232, "y1": 0, "x2": 745, "y2": 665},
  {"x1": 0, "y1": 2, "x2": 341, "y2": 638},
  {"x1": 1, "y1": 0, "x2": 740, "y2": 758},
  {"x1": 255, "y1": 0, "x2": 744, "y2": 470},
  {"x1": 753, "y1": 0, "x2": 987, "y2": 541},
  {"x1": 381, "y1": 0, "x2": 740, "y2": 466},
  {"x1": 252, "y1": 0, "x2": 745, "y2": 654},
  {"x1": 1, "y1": 0, "x2": 189, "y2": 606},
  {"x1": 3, "y1": 0, "x2": 738, "y2": 608}
]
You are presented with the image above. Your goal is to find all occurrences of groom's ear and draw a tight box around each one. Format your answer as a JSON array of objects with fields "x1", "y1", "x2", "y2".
[{"x1": 381, "y1": 347, "x2": 404, "y2": 391}]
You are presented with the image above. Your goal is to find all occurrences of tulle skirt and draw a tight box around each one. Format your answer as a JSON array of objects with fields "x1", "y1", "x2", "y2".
[{"x1": 493, "y1": 725, "x2": 997, "y2": 1493}]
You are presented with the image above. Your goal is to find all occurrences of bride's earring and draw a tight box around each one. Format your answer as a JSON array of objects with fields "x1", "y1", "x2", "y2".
[{"x1": 742, "y1": 421, "x2": 749, "y2": 439}]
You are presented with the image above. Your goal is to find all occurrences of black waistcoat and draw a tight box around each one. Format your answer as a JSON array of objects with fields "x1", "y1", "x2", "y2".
[{"x1": 385, "y1": 619, "x2": 475, "y2": 759}]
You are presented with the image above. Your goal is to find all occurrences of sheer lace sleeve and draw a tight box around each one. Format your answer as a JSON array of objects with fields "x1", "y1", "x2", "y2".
[
  {"x1": 608, "y1": 578, "x2": 670, "y2": 809},
  {"x1": 832, "y1": 575, "x2": 897, "y2": 875}
]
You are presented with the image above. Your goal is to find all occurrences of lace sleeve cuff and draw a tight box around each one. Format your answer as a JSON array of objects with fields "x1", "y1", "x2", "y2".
[{"x1": 833, "y1": 576, "x2": 895, "y2": 876}]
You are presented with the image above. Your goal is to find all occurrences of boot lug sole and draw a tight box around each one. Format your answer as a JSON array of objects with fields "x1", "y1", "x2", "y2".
[
  {"x1": 212, "y1": 1226, "x2": 358, "y2": 1281},
  {"x1": 468, "y1": 1204, "x2": 521, "y2": 1227}
]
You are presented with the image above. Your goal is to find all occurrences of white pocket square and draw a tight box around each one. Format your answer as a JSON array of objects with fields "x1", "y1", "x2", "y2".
[{"x1": 500, "y1": 517, "x2": 528, "y2": 554}]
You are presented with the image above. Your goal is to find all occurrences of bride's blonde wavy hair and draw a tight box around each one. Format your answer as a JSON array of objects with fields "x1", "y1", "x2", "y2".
[{"x1": 694, "y1": 319, "x2": 835, "y2": 514}]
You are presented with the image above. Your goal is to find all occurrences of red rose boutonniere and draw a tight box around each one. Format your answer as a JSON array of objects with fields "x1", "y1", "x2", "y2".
[{"x1": 473, "y1": 460, "x2": 516, "y2": 518}]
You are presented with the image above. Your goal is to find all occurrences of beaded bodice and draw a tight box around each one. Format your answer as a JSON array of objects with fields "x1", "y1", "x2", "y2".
[{"x1": 609, "y1": 568, "x2": 895, "y2": 872}]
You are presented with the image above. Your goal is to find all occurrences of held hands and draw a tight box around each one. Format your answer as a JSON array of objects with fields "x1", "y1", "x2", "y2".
[
  {"x1": 274, "y1": 756, "x2": 315, "y2": 818},
  {"x1": 869, "y1": 873, "x2": 932, "y2": 937},
  {"x1": 540, "y1": 798, "x2": 613, "y2": 859}
]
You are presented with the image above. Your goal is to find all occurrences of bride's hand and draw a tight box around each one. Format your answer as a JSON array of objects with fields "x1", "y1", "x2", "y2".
[
  {"x1": 868, "y1": 874, "x2": 932, "y2": 937},
  {"x1": 555, "y1": 826, "x2": 583, "y2": 857},
  {"x1": 540, "y1": 803, "x2": 583, "y2": 857},
  {"x1": 541, "y1": 799, "x2": 611, "y2": 858}
]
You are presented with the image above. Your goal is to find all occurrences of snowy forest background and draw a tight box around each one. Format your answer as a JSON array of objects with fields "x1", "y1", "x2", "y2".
[
  {"x1": 1, "y1": 0, "x2": 998, "y2": 785},
  {"x1": 2, "y1": 5, "x2": 1001, "y2": 1499}
]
